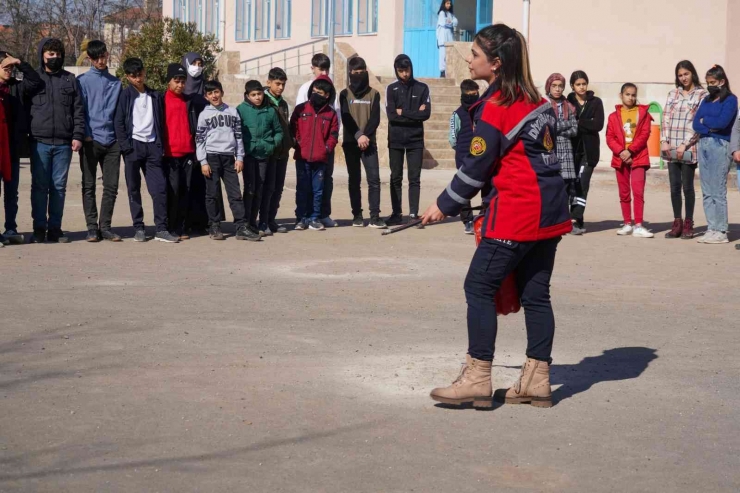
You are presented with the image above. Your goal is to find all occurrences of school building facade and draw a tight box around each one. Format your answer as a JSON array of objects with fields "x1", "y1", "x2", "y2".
[{"x1": 163, "y1": 0, "x2": 740, "y2": 84}]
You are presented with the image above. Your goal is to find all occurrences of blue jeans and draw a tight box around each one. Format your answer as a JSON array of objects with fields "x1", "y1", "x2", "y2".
[
  {"x1": 1, "y1": 157, "x2": 20, "y2": 231},
  {"x1": 698, "y1": 137, "x2": 731, "y2": 232},
  {"x1": 30, "y1": 142, "x2": 73, "y2": 231},
  {"x1": 295, "y1": 160, "x2": 326, "y2": 221}
]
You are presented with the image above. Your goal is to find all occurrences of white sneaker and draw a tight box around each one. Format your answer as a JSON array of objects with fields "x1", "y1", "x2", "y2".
[
  {"x1": 617, "y1": 224, "x2": 633, "y2": 236},
  {"x1": 697, "y1": 231, "x2": 715, "y2": 243},
  {"x1": 704, "y1": 231, "x2": 729, "y2": 244},
  {"x1": 632, "y1": 225, "x2": 654, "y2": 238}
]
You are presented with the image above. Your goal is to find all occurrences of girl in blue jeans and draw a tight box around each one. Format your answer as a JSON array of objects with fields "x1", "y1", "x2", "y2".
[{"x1": 693, "y1": 65, "x2": 737, "y2": 245}]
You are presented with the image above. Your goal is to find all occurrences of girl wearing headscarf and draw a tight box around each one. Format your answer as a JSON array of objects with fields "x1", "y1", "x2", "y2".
[
  {"x1": 545, "y1": 73, "x2": 578, "y2": 209},
  {"x1": 182, "y1": 52, "x2": 205, "y2": 96}
]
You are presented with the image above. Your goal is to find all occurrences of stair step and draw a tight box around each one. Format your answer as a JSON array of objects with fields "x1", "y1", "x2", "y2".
[
  {"x1": 426, "y1": 129, "x2": 451, "y2": 140},
  {"x1": 379, "y1": 77, "x2": 458, "y2": 88},
  {"x1": 424, "y1": 148, "x2": 455, "y2": 160},
  {"x1": 431, "y1": 93, "x2": 464, "y2": 105},
  {"x1": 425, "y1": 138, "x2": 453, "y2": 149}
]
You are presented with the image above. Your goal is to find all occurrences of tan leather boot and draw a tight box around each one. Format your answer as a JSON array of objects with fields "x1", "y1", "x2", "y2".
[
  {"x1": 495, "y1": 358, "x2": 552, "y2": 408},
  {"x1": 430, "y1": 355, "x2": 492, "y2": 408}
]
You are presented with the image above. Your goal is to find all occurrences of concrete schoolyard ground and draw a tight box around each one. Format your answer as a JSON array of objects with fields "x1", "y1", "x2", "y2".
[{"x1": 1, "y1": 160, "x2": 739, "y2": 492}]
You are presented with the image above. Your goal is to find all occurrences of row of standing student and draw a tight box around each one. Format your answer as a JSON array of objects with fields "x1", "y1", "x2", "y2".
[
  {"x1": 539, "y1": 63, "x2": 739, "y2": 247},
  {"x1": 0, "y1": 39, "x2": 435, "y2": 245}
]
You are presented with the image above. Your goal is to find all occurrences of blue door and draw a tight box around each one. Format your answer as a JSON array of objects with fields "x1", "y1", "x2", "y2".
[
  {"x1": 476, "y1": 0, "x2": 493, "y2": 33},
  {"x1": 403, "y1": 0, "x2": 438, "y2": 78}
]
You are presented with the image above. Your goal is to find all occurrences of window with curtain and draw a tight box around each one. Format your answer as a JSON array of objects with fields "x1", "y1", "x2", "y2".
[
  {"x1": 275, "y1": 0, "x2": 291, "y2": 39},
  {"x1": 254, "y1": 0, "x2": 270, "y2": 40},
  {"x1": 357, "y1": 0, "x2": 377, "y2": 34},
  {"x1": 202, "y1": 0, "x2": 219, "y2": 35},
  {"x1": 312, "y1": 0, "x2": 352, "y2": 37},
  {"x1": 235, "y1": 0, "x2": 251, "y2": 40}
]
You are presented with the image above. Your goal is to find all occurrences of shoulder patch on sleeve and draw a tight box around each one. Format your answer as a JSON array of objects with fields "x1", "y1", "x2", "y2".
[{"x1": 470, "y1": 136, "x2": 486, "y2": 156}]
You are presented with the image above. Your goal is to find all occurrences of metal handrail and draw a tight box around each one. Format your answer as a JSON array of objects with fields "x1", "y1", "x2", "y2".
[{"x1": 240, "y1": 38, "x2": 328, "y2": 75}]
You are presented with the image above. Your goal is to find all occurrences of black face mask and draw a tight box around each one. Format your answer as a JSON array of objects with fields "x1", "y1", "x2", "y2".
[
  {"x1": 349, "y1": 71, "x2": 369, "y2": 95},
  {"x1": 707, "y1": 85, "x2": 722, "y2": 98},
  {"x1": 461, "y1": 94, "x2": 478, "y2": 109},
  {"x1": 45, "y1": 57, "x2": 63, "y2": 72},
  {"x1": 310, "y1": 92, "x2": 329, "y2": 109}
]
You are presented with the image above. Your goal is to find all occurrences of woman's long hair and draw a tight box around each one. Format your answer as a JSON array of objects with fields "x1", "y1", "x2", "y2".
[
  {"x1": 674, "y1": 60, "x2": 701, "y2": 89},
  {"x1": 705, "y1": 64, "x2": 733, "y2": 102},
  {"x1": 474, "y1": 24, "x2": 540, "y2": 106},
  {"x1": 438, "y1": 0, "x2": 453, "y2": 15}
]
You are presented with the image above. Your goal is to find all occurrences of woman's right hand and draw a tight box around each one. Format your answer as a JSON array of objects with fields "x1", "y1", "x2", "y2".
[
  {"x1": 733, "y1": 151, "x2": 740, "y2": 163},
  {"x1": 661, "y1": 142, "x2": 671, "y2": 153}
]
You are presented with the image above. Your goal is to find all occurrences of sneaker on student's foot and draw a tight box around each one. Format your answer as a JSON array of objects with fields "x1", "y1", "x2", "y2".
[
  {"x1": 704, "y1": 231, "x2": 729, "y2": 244},
  {"x1": 47, "y1": 228, "x2": 70, "y2": 243},
  {"x1": 268, "y1": 221, "x2": 287, "y2": 233},
  {"x1": 3, "y1": 230, "x2": 24, "y2": 245},
  {"x1": 209, "y1": 225, "x2": 225, "y2": 240},
  {"x1": 570, "y1": 224, "x2": 586, "y2": 235},
  {"x1": 86, "y1": 228, "x2": 101, "y2": 242},
  {"x1": 320, "y1": 216, "x2": 338, "y2": 228},
  {"x1": 30, "y1": 228, "x2": 46, "y2": 244},
  {"x1": 697, "y1": 230, "x2": 715, "y2": 243},
  {"x1": 309, "y1": 219, "x2": 325, "y2": 231},
  {"x1": 236, "y1": 225, "x2": 261, "y2": 241},
  {"x1": 632, "y1": 225, "x2": 654, "y2": 238},
  {"x1": 101, "y1": 229, "x2": 122, "y2": 242},
  {"x1": 133, "y1": 229, "x2": 147, "y2": 242},
  {"x1": 259, "y1": 223, "x2": 273, "y2": 236},
  {"x1": 352, "y1": 214, "x2": 365, "y2": 227},
  {"x1": 294, "y1": 220, "x2": 308, "y2": 231},
  {"x1": 386, "y1": 213, "x2": 403, "y2": 226},
  {"x1": 369, "y1": 216, "x2": 387, "y2": 229},
  {"x1": 155, "y1": 231, "x2": 180, "y2": 243},
  {"x1": 0, "y1": 233, "x2": 7, "y2": 245},
  {"x1": 617, "y1": 224, "x2": 633, "y2": 236},
  {"x1": 464, "y1": 221, "x2": 474, "y2": 235}
]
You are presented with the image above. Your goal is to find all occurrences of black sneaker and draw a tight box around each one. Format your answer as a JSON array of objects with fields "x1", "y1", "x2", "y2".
[
  {"x1": 133, "y1": 229, "x2": 147, "y2": 242},
  {"x1": 352, "y1": 214, "x2": 365, "y2": 227},
  {"x1": 0, "y1": 233, "x2": 7, "y2": 246},
  {"x1": 86, "y1": 228, "x2": 101, "y2": 242},
  {"x1": 369, "y1": 216, "x2": 387, "y2": 229},
  {"x1": 309, "y1": 219, "x2": 325, "y2": 231},
  {"x1": 3, "y1": 230, "x2": 23, "y2": 245},
  {"x1": 209, "y1": 225, "x2": 225, "y2": 240},
  {"x1": 155, "y1": 231, "x2": 180, "y2": 243},
  {"x1": 259, "y1": 223, "x2": 273, "y2": 236},
  {"x1": 268, "y1": 221, "x2": 287, "y2": 234},
  {"x1": 386, "y1": 214, "x2": 403, "y2": 226},
  {"x1": 409, "y1": 214, "x2": 424, "y2": 230},
  {"x1": 47, "y1": 228, "x2": 70, "y2": 243},
  {"x1": 464, "y1": 221, "x2": 474, "y2": 235},
  {"x1": 100, "y1": 229, "x2": 122, "y2": 242},
  {"x1": 30, "y1": 228, "x2": 46, "y2": 244},
  {"x1": 294, "y1": 220, "x2": 308, "y2": 231},
  {"x1": 236, "y1": 225, "x2": 261, "y2": 241}
]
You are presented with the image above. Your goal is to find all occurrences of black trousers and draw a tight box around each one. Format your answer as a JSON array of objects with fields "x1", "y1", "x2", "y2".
[
  {"x1": 320, "y1": 151, "x2": 335, "y2": 218},
  {"x1": 570, "y1": 159, "x2": 594, "y2": 225},
  {"x1": 80, "y1": 140, "x2": 121, "y2": 230},
  {"x1": 124, "y1": 140, "x2": 168, "y2": 232},
  {"x1": 267, "y1": 157, "x2": 289, "y2": 225},
  {"x1": 465, "y1": 237, "x2": 561, "y2": 363},
  {"x1": 345, "y1": 144, "x2": 381, "y2": 217},
  {"x1": 165, "y1": 154, "x2": 195, "y2": 234},
  {"x1": 389, "y1": 147, "x2": 423, "y2": 216},
  {"x1": 242, "y1": 156, "x2": 273, "y2": 228},
  {"x1": 668, "y1": 161, "x2": 697, "y2": 220},
  {"x1": 204, "y1": 154, "x2": 245, "y2": 227}
]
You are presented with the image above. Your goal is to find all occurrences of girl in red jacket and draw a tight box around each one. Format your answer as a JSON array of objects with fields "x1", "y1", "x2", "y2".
[{"x1": 606, "y1": 83, "x2": 654, "y2": 238}]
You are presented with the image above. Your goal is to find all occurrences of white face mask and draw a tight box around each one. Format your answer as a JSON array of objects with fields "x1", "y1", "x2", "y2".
[{"x1": 187, "y1": 64, "x2": 203, "y2": 78}]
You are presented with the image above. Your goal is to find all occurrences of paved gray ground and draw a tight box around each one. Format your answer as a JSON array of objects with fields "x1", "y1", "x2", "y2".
[{"x1": 1, "y1": 160, "x2": 739, "y2": 492}]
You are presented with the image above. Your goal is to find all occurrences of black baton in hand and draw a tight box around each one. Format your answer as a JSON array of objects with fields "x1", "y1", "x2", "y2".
[{"x1": 381, "y1": 219, "x2": 423, "y2": 235}]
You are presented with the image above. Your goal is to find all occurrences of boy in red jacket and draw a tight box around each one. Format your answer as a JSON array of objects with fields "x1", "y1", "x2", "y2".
[
  {"x1": 290, "y1": 75, "x2": 339, "y2": 231},
  {"x1": 606, "y1": 83, "x2": 654, "y2": 238}
]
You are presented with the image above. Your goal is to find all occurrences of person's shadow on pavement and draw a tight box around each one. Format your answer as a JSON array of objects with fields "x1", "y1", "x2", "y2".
[{"x1": 549, "y1": 347, "x2": 658, "y2": 404}]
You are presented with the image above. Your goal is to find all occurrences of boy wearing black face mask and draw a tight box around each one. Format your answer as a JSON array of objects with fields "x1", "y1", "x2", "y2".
[
  {"x1": 449, "y1": 79, "x2": 479, "y2": 234},
  {"x1": 339, "y1": 57, "x2": 385, "y2": 229},
  {"x1": 27, "y1": 37, "x2": 85, "y2": 244}
]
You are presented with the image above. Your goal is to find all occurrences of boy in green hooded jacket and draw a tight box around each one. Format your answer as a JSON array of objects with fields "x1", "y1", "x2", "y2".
[{"x1": 236, "y1": 80, "x2": 283, "y2": 235}]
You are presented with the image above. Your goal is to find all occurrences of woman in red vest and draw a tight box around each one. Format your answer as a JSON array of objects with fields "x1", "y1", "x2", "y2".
[{"x1": 421, "y1": 24, "x2": 571, "y2": 409}]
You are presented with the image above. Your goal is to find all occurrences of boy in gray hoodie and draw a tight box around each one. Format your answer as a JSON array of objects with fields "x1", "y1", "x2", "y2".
[{"x1": 195, "y1": 80, "x2": 258, "y2": 241}]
